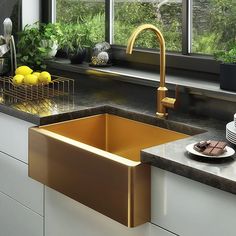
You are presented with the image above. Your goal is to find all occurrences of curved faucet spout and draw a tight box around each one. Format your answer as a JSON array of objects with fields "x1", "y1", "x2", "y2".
[
  {"x1": 126, "y1": 24, "x2": 176, "y2": 118},
  {"x1": 126, "y1": 24, "x2": 166, "y2": 87}
]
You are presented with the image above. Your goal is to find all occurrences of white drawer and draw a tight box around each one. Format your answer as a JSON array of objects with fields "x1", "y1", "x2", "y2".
[
  {"x1": 0, "y1": 112, "x2": 33, "y2": 163},
  {"x1": 151, "y1": 166, "x2": 236, "y2": 236},
  {"x1": 0, "y1": 151, "x2": 44, "y2": 215},
  {"x1": 0, "y1": 191, "x2": 43, "y2": 236}
]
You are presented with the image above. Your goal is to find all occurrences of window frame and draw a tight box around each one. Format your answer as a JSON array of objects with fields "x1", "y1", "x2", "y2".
[{"x1": 42, "y1": 0, "x2": 220, "y2": 75}]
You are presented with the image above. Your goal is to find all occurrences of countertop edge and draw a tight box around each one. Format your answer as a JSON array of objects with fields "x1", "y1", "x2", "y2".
[{"x1": 141, "y1": 150, "x2": 236, "y2": 195}]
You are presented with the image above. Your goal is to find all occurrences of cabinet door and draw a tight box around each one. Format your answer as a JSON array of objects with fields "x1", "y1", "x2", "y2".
[
  {"x1": 0, "y1": 191, "x2": 43, "y2": 236},
  {"x1": 149, "y1": 224, "x2": 176, "y2": 236},
  {"x1": 0, "y1": 151, "x2": 44, "y2": 215},
  {"x1": 45, "y1": 187, "x2": 149, "y2": 236},
  {"x1": 151, "y1": 166, "x2": 236, "y2": 236},
  {"x1": 0, "y1": 112, "x2": 33, "y2": 163}
]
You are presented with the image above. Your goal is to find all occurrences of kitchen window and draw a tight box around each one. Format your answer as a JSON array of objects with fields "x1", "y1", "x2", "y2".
[
  {"x1": 46, "y1": 0, "x2": 236, "y2": 74},
  {"x1": 55, "y1": 0, "x2": 105, "y2": 43},
  {"x1": 113, "y1": 0, "x2": 182, "y2": 52},
  {"x1": 192, "y1": 0, "x2": 236, "y2": 55}
]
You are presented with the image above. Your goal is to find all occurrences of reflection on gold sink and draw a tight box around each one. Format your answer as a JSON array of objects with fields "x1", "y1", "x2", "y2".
[{"x1": 29, "y1": 114, "x2": 188, "y2": 227}]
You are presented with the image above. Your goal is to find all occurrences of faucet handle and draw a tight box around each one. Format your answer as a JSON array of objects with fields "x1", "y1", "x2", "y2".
[
  {"x1": 161, "y1": 85, "x2": 179, "y2": 109},
  {"x1": 161, "y1": 97, "x2": 176, "y2": 109},
  {"x1": 174, "y1": 84, "x2": 180, "y2": 108},
  {"x1": 175, "y1": 84, "x2": 179, "y2": 97}
]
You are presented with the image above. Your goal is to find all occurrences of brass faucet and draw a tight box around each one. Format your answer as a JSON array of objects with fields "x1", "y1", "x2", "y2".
[{"x1": 126, "y1": 24, "x2": 176, "y2": 118}]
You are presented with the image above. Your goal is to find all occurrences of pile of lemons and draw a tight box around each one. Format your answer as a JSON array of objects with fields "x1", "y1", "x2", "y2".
[{"x1": 12, "y1": 66, "x2": 51, "y2": 86}]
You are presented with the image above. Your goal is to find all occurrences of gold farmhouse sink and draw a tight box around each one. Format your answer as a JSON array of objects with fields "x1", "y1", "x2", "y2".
[{"x1": 29, "y1": 114, "x2": 188, "y2": 227}]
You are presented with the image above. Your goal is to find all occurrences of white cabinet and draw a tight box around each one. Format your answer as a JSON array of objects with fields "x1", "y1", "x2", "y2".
[
  {"x1": 0, "y1": 113, "x2": 33, "y2": 163},
  {"x1": 149, "y1": 224, "x2": 176, "y2": 236},
  {"x1": 45, "y1": 186, "x2": 149, "y2": 236},
  {"x1": 0, "y1": 191, "x2": 43, "y2": 236},
  {"x1": 151, "y1": 166, "x2": 236, "y2": 236},
  {"x1": 0, "y1": 151, "x2": 44, "y2": 215},
  {"x1": 0, "y1": 112, "x2": 44, "y2": 235}
]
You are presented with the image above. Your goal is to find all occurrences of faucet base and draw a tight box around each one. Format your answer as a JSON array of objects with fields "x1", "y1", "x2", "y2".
[
  {"x1": 156, "y1": 112, "x2": 168, "y2": 118},
  {"x1": 157, "y1": 86, "x2": 168, "y2": 118}
]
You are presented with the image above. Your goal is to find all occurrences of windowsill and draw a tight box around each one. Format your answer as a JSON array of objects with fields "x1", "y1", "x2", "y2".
[{"x1": 47, "y1": 58, "x2": 236, "y2": 103}]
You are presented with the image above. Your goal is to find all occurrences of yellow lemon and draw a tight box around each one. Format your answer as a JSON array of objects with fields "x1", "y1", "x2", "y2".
[
  {"x1": 12, "y1": 74, "x2": 24, "y2": 86},
  {"x1": 15, "y1": 66, "x2": 33, "y2": 76},
  {"x1": 39, "y1": 71, "x2": 51, "y2": 84},
  {"x1": 32, "y1": 72, "x2": 41, "y2": 79},
  {"x1": 24, "y1": 74, "x2": 38, "y2": 85}
]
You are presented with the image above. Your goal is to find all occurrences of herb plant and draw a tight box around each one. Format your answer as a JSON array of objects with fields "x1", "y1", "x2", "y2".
[
  {"x1": 59, "y1": 24, "x2": 93, "y2": 56},
  {"x1": 17, "y1": 22, "x2": 63, "y2": 70},
  {"x1": 214, "y1": 42, "x2": 236, "y2": 64}
]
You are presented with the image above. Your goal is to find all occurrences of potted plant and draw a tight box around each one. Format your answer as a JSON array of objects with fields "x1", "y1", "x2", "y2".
[
  {"x1": 59, "y1": 24, "x2": 93, "y2": 64},
  {"x1": 17, "y1": 22, "x2": 63, "y2": 69},
  {"x1": 40, "y1": 23, "x2": 63, "y2": 58},
  {"x1": 215, "y1": 41, "x2": 236, "y2": 92}
]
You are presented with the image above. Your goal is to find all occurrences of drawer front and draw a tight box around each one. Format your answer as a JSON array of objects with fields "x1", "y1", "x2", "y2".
[
  {"x1": 0, "y1": 151, "x2": 44, "y2": 215},
  {"x1": 0, "y1": 113, "x2": 33, "y2": 163},
  {"x1": 151, "y1": 167, "x2": 236, "y2": 236},
  {"x1": 0, "y1": 191, "x2": 43, "y2": 236}
]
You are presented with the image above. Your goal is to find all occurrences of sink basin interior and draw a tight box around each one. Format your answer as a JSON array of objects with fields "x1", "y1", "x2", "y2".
[{"x1": 42, "y1": 113, "x2": 189, "y2": 162}]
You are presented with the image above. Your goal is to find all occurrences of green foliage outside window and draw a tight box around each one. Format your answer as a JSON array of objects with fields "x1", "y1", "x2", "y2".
[{"x1": 56, "y1": 0, "x2": 236, "y2": 55}]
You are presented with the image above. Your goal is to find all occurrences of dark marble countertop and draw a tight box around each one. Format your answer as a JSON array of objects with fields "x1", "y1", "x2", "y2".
[{"x1": 0, "y1": 83, "x2": 235, "y2": 195}]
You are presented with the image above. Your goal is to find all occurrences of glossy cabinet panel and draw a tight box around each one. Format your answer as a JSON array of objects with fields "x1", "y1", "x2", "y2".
[
  {"x1": 151, "y1": 166, "x2": 236, "y2": 236},
  {"x1": 0, "y1": 191, "x2": 43, "y2": 236},
  {"x1": 0, "y1": 151, "x2": 44, "y2": 215},
  {"x1": 0, "y1": 112, "x2": 33, "y2": 163}
]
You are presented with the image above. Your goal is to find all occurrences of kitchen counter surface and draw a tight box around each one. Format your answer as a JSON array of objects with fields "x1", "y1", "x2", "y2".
[{"x1": 0, "y1": 81, "x2": 235, "y2": 195}]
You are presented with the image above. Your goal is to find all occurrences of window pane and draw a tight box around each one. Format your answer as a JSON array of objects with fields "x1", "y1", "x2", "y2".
[
  {"x1": 192, "y1": 0, "x2": 236, "y2": 54},
  {"x1": 56, "y1": 0, "x2": 105, "y2": 44},
  {"x1": 114, "y1": 0, "x2": 182, "y2": 52}
]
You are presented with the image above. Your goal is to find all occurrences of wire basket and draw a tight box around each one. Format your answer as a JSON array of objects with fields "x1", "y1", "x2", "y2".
[{"x1": 0, "y1": 74, "x2": 74, "y2": 102}]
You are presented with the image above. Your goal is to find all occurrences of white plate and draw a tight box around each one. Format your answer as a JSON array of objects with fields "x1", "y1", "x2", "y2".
[
  {"x1": 186, "y1": 143, "x2": 235, "y2": 158},
  {"x1": 226, "y1": 130, "x2": 236, "y2": 137},
  {"x1": 226, "y1": 136, "x2": 236, "y2": 145},
  {"x1": 226, "y1": 131, "x2": 236, "y2": 138},
  {"x1": 226, "y1": 122, "x2": 236, "y2": 133},
  {"x1": 226, "y1": 133, "x2": 236, "y2": 139},
  {"x1": 226, "y1": 132, "x2": 236, "y2": 139},
  {"x1": 226, "y1": 137, "x2": 236, "y2": 143},
  {"x1": 226, "y1": 128, "x2": 236, "y2": 134}
]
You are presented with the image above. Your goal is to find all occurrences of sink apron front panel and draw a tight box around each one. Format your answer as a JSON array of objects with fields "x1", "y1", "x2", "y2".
[{"x1": 29, "y1": 129, "x2": 150, "y2": 227}]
